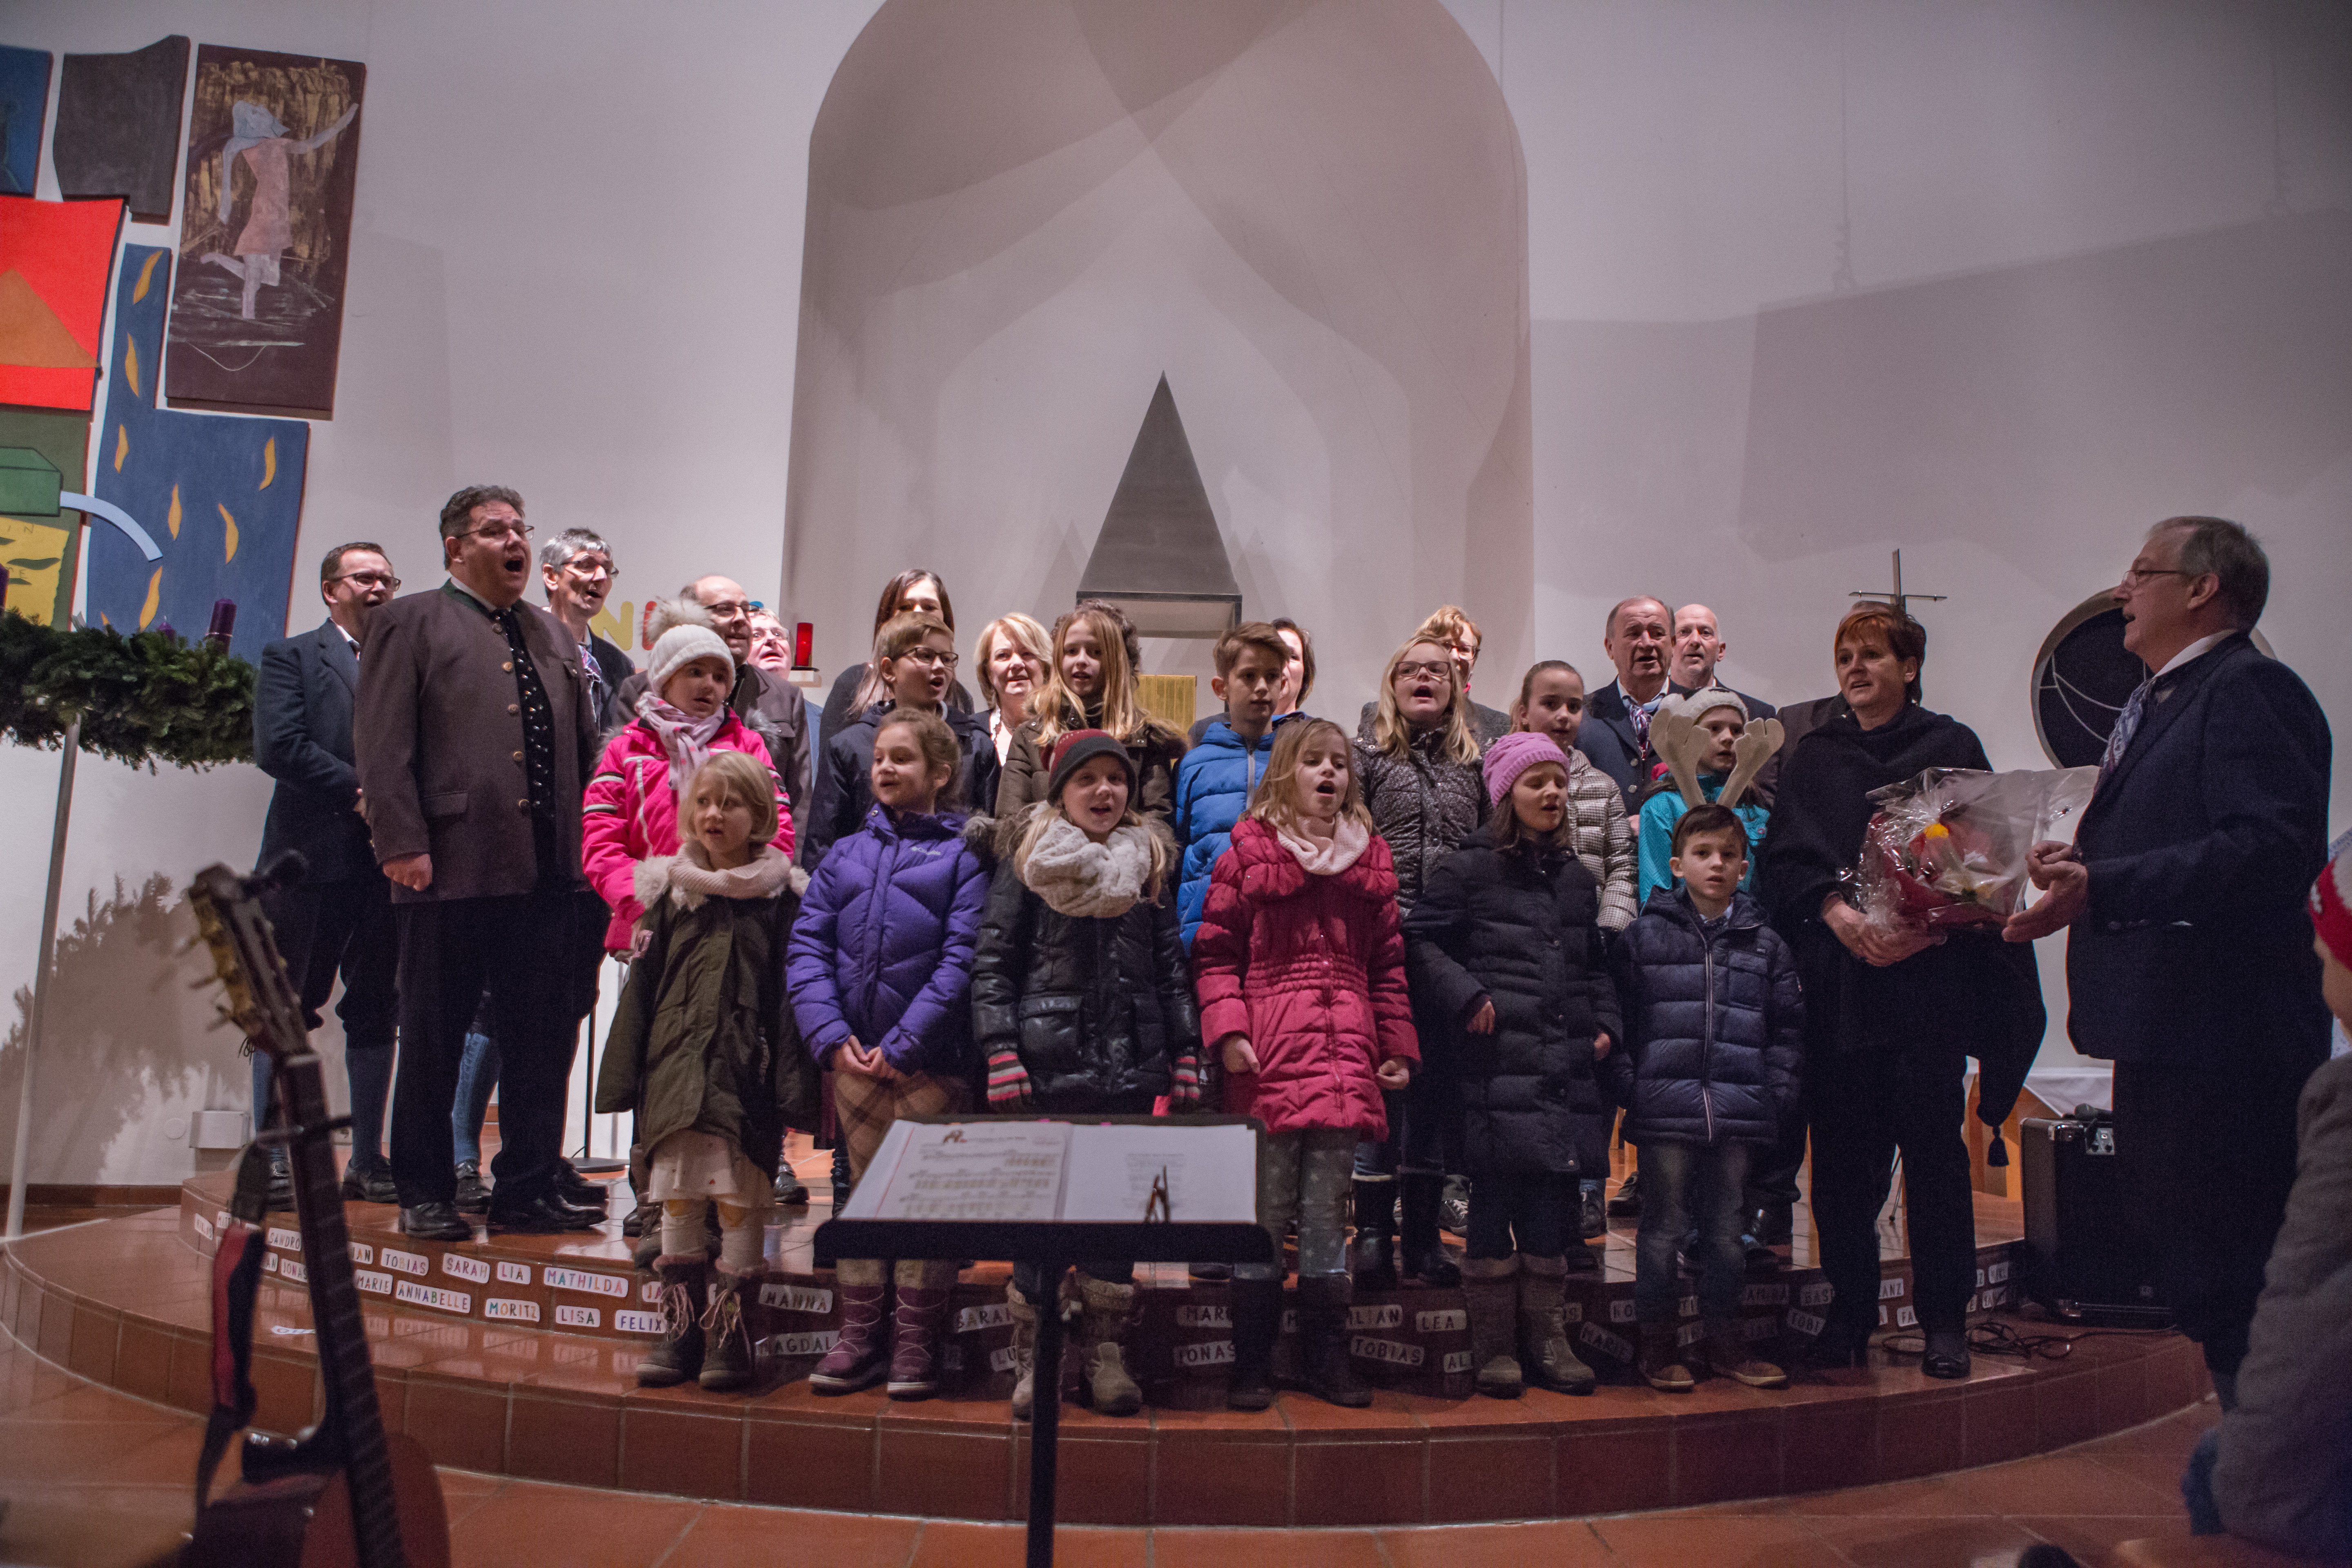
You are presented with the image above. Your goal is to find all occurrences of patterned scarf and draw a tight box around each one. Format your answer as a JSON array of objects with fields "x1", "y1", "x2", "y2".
[{"x1": 635, "y1": 691, "x2": 727, "y2": 796}]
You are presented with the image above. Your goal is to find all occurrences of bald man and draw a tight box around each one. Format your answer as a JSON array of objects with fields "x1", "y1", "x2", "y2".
[{"x1": 1669, "y1": 604, "x2": 1777, "y2": 723}]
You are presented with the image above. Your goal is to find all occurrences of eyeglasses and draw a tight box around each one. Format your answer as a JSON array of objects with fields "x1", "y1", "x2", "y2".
[
  {"x1": 458, "y1": 521, "x2": 534, "y2": 545},
  {"x1": 2121, "y1": 566, "x2": 2197, "y2": 586},
  {"x1": 1395, "y1": 660, "x2": 1453, "y2": 681},
  {"x1": 701, "y1": 599, "x2": 753, "y2": 620},
  {"x1": 561, "y1": 557, "x2": 616, "y2": 579},
  {"x1": 327, "y1": 570, "x2": 400, "y2": 590},
  {"x1": 900, "y1": 648, "x2": 960, "y2": 669}
]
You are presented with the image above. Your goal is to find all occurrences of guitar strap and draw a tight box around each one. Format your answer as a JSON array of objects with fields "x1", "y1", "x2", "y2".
[{"x1": 195, "y1": 1145, "x2": 274, "y2": 1509}]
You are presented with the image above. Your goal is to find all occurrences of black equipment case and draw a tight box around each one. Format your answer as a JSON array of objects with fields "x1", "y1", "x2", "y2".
[{"x1": 2018, "y1": 1109, "x2": 2171, "y2": 1327}]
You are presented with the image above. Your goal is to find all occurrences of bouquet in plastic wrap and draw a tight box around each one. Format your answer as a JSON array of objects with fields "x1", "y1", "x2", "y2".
[{"x1": 1851, "y1": 766, "x2": 2098, "y2": 935}]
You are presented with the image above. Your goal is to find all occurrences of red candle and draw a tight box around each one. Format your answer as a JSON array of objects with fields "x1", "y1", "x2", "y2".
[{"x1": 794, "y1": 621, "x2": 813, "y2": 668}]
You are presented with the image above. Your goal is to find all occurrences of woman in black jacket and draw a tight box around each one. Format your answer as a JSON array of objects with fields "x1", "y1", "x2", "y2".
[
  {"x1": 1758, "y1": 605, "x2": 2045, "y2": 1379},
  {"x1": 970, "y1": 731, "x2": 1202, "y2": 1421},
  {"x1": 1405, "y1": 733, "x2": 1620, "y2": 1398}
]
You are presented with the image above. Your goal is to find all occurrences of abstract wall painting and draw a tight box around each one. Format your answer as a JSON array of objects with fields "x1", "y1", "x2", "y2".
[
  {"x1": 91, "y1": 245, "x2": 307, "y2": 658},
  {"x1": 165, "y1": 45, "x2": 363, "y2": 419},
  {"x1": 0, "y1": 194, "x2": 125, "y2": 411},
  {"x1": 54, "y1": 36, "x2": 191, "y2": 222},
  {"x1": 0, "y1": 46, "x2": 50, "y2": 197},
  {"x1": 0, "y1": 405, "x2": 90, "y2": 627}
]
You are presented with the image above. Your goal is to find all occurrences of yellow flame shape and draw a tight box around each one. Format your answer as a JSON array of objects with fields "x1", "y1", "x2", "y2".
[
  {"x1": 113, "y1": 425, "x2": 128, "y2": 472},
  {"x1": 167, "y1": 484, "x2": 182, "y2": 539},
  {"x1": 219, "y1": 503, "x2": 238, "y2": 561},
  {"x1": 260, "y1": 438, "x2": 276, "y2": 490},
  {"x1": 138, "y1": 567, "x2": 162, "y2": 629},
  {"x1": 133, "y1": 251, "x2": 162, "y2": 303},
  {"x1": 122, "y1": 336, "x2": 140, "y2": 399}
]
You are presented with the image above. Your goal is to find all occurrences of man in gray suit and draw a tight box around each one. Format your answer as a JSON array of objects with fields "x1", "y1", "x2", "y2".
[
  {"x1": 251, "y1": 541, "x2": 403, "y2": 1205},
  {"x1": 356, "y1": 485, "x2": 603, "y2": 1238}
]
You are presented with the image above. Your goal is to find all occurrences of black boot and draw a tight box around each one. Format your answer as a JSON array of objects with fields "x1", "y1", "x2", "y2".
[
  {"x1": 1606, "y1": 1168, "x2": 1640, "y2": 1218},
  {"x1": 1579, "y1": 1180, "x2": 1607, "y2": 1240},
  {"x1": 636, "y1": 1256, "x2": 708, "y2": 1387},
  {"x1": 1398, "y1": 1174, "x2": 1460, "y2": 1286},
  {"x1": 1298, "y1": 1275, "x2": 1372, "y2": 1408},
  {"x1": 1227, "y1": 1277, "x2": 1280, "y2": 1412},
  {"x1": 829, "y1": 1142, "x2": 854, "y2": 1209},
  {"x1": 1922, "y1": 1325, "x2": 1970, "y2": 1380},
  {"x1": 1348, "y1": 1179, "x2": 1397, "y2": 1289}
]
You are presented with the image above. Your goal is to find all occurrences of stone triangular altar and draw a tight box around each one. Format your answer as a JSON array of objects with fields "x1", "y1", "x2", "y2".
[{"x1": 1076, "y1": 375, "x2": 1241, "y2": 636}]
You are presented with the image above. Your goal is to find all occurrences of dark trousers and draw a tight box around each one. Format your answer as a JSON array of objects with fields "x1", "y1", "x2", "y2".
[
  {"x1": 250, "y1": 872, "x2": 398, "y2": 1171},
  {"x1": 390, "y1": 891, "x2": 591, "y2": 1209},
  {"x1": 1464, "y1": 1168, "x2": 1577, "y2": 1261},
  {"x1": 1746, "y1": 1109, "x2": 1807, "y2": 1213},
  {"x1": 1807, "y1": 1042, "x2": 1977, "y2": 1334},
  {"x1": 2114, "y1": 1053, "x2": 2316, "y2": 1378},
  {"x1": 1635, "y1": 1139, "x2": 1751, "y2": 1322}
]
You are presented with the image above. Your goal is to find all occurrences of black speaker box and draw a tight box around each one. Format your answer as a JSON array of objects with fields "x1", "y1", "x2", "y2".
[{"x1": 2018, "y1": 1112, "x2": 2171, "y2": 1327}]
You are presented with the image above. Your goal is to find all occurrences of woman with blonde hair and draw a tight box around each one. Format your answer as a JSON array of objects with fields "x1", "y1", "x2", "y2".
[
  {"x1": 992, "y1": 599, "x2": 1187, "y2": 825},
  {"x1": 971, "y1": 612, "x2": 1052, "y2": 765}
]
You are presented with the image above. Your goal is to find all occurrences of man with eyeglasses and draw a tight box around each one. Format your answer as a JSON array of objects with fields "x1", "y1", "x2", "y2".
[
  {"x1": 540, "y1": 528, "x2": 635, "y2": 737},
  {"x1": 248, "y1": 541, "x2": 405, "y2": 1209},
  {"x1": 615, "y1": 574, "x2": 812, "y2": 844},
  {"x1": 355, "y1": 485, "x2": 607, "y2": 1239}
]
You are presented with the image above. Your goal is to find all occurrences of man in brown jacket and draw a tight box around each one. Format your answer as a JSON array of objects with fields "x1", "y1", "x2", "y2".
[{"x1": 356, "y1": 484, "x2": 603, "y2": 1238}]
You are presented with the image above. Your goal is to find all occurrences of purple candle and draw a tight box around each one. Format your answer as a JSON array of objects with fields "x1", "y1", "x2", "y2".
[{"x1": 205, "y1": 599, "x2": 236, "y2": 645}]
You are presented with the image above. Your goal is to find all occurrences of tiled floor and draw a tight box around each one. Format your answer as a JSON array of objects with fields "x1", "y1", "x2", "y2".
[{"x1": 0, "y1": 1309, "x2": 2217, "y2": 1568}]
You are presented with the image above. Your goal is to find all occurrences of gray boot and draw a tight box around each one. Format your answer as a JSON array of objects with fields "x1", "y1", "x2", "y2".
[
  {"x1": 1006, "y1": 1279, "x2": 1039, "y2": 1421},
  {"x1": 1517, "y1": 1254, "x2": 1596, "y2": 1394},
  {"x1": 1075, "y1": 1274, "x2": 1142, "y2": 1417},
  {"x1": 1461, "y1": 1255, "x2": 1523, "y2": 1399}
]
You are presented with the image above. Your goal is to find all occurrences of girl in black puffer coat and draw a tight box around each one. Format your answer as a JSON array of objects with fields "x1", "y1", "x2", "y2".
[
  {"x1": 1405, "y1": 732, "x2": 1621, "y2": 1399},
  {"x1": 970, "y1": 730, "x2": 1202, "y2": 1423},
  {"x1": 1605, "y1": 802, "x2": 1804, "y2": 1394}
]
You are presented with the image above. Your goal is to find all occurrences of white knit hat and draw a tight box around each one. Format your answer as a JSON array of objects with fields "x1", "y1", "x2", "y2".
[
  {"x1": 1675, "y1": 686, "x2": 1746, "y2": 724},
  {"x1": 644, "y1": 597, "x2": 733, "y2": 696}
]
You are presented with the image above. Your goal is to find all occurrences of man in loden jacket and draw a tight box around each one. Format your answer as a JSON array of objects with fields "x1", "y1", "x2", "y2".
[
  {"x1": 355, "y1": 485, "x2": 604, "y2": 1240},
  {"x1": 2008, "y1": 516, "x2": 2332, "y2": 1408},
  {"x1": 250, "y1": 541, "x2": 404, "y2": 1205}
]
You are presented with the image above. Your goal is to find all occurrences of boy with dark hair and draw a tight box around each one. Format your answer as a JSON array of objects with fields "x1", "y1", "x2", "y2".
[
  {"x1": 1607, "y1": 804, "x2": 1804, "y2": 1392},
  {"x1": 1172, "y1": 621, "x2": 1291, "y2": 945}
]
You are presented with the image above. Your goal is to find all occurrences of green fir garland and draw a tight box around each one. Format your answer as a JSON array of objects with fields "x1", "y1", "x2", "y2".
[{"x1": 0, "y1": 609, "x2": 255, "y2": 770}]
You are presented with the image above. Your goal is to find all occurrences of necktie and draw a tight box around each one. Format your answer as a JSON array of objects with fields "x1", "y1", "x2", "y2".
[
  {"x1": 1629, "y1": 697, "x2": 1657, "y2": 760},
  {"x1": 2098, "y1": 676, "x2": 2152, "y2": 788}
]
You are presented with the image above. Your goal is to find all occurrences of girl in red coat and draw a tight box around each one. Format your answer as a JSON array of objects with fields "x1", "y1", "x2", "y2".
[{"x1": 1192, "y1": 717, "x2": 1419, "y2": 1409}]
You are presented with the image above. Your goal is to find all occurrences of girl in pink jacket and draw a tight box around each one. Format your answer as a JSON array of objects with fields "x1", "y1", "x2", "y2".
[{"x1": 583, "y1": 600, "x2": 793, "y2": 956}]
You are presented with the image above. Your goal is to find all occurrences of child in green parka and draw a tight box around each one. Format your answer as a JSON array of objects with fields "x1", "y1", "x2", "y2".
[{"x1": 597, "y1": 751, "x2": 820, "y2": 1393}]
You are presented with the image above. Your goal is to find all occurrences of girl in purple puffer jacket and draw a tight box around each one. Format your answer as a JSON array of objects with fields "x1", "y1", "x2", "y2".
[{"x1": 784, "y1": 707, "x2": 991, "y2": 1402}]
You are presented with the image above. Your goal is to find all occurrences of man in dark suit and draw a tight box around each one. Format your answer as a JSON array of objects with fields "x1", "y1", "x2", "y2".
[
  {"x1": 539, "y1": 527, "x2": 635, "y2": 737},
  {"x1": 2008, "y1": 516, "x2": 2332, "y2": 1405},
  {"x1": 1668, "y1": 603, "x2": 1780, "y2": 733},
  {"x1": 356, "y1": 484, "x2": 605, "y2": 1239},
  {"x1": 251, "y1": 541, "x2": 404, "y2": 1205},
  {"x1": 615, "y1": 573, "x2": 811, "y2": 841},
  {"x1": 1579, "y1": 595, "x2": 1674, "y2": 815}
]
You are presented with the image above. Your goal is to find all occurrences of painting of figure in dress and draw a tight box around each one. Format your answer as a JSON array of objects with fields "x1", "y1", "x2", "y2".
[{"x1": 165, "y1": 45, "x2": 364, "y2": 419}]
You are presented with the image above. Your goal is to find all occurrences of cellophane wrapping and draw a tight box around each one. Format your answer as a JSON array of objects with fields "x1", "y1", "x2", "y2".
[{"x1": 1850, "y1": 766, "x2": 2098, "y2": 933}]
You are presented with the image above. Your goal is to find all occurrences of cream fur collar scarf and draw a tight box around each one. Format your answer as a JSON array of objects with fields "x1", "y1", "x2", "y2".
[
  {"x1": 1275, "y1": 815, "x2": 1371, "y2": 875},
  {"x1": 633, "y1": 839, "x2": 804, "y2": 913},
  {"x1": 1019, "y1": 813, "x2": 1155, "y2": 919}
]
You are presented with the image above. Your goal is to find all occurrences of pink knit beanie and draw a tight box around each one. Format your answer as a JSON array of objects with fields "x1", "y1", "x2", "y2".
[{"x1": 1482, "y1": 730, "x2": 1570, "y2": 806}]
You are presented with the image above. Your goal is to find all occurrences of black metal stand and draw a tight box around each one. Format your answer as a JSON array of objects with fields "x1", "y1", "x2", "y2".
[{"x1": 1026, "y1": 1243, "x2": 1065, "y2": 1568}]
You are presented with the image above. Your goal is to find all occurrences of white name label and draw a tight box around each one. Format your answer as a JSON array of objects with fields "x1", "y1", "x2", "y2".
[
  {"x1": 615, "y1": 1310, "x2": 666, "y2": 1336},
  {"x1": 355, "y1": 1269, "x2": 392, "y2": 1295},
  {"x1": 1441, "y1": 1350, "x2": 1474, "y2": 1373},
  {"x1": 261, "y1": 1252, "x2": 277, "y2": 1273},
  {"x1": 771, "y1": 1330, "x2": 838, "y2": 1358},
  {"x1": 1173, "y1": 1304, "x2": 1230, "y2": 1330},
  {"x1": 1609, "y1": 1298, "x2": 1637, "y2": 1324},
  {"x1": 545, "y1": 1267, "x2": 628, "y2": 1298},
  {"x1": 949, "y1": 1300, "x2": 1007, "y2": 1332},
  {"x1": 1878, "y1": 1277, "x2": 1906, "y2": 1300},
  {"x1": 1677, "y1": 1321, "x2": 1707, "y2": 1348},
  {"x1": 1741, "y1": 1283, "x2": 1790, "y2": 1307},
  {"x1": 381, "y1": 1249, "x2": 430, "y2": 1278},
  {"x1": 555, "y1": 1304, "x2": 601, "y2": 1329},
  {"x1": 1895, "y1": 1305, "x2": 1918, "y2": 1328},
  {"x1": 990, "y1": 1345, "x2": 1019, "y2": 1374},
  {"x1": 267, "y1": 1226, "x2": 301, "y2": 1251},
  {"x1": 192, "y1": 1215, "x2": 214, "y2": 1241},
  {"x1": 441, "y1": 1254, "x2": 490, "y2": 1284},
  {"x1": 1415, "y1": 1309, "x2": 1467, "y2": 1334},
  {"x1": 1349, "y1": 1336, "x2": 1423, "y2": 1367},
  {"x1": 1987, "y1": 1261, "x2": 2011, "y2": 1284},
  {"x1": 497, "y1": 1261, "x2": 531, "y2": 1285},
  {"x1": 348, "y1": 1243, "x2": 372, "y2": 1266},
  {"x1": 1578, "y1": 1322, "x2": 1633, "y2": 1361},
  {"x1": 485, "y1": 1298, "x2": 541, "y2": 1323},
  {"x1": 394, "y1": 1279, "x2": 472, "y2": 1315},
  {"x1": 1174, "y1": 1339, "x2": 1235, "y2": 1369},
  {"x1": 1347, "y1": 1303, "x2": 1403, "y2": 1331},
  {"x1": 279, "y1": 1258, "x2": 307, "y2": 1285},
  {"x1": 1798, "y1": 1281, "x2": 1834, "y2": 1307}
]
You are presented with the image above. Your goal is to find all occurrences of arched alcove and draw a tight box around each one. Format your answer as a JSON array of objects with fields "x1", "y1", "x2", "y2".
[{"x1": 780, "y1": 0, "x2": 1533, "y2": 695}]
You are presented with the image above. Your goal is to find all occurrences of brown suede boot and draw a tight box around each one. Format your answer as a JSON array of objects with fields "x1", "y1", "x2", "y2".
[
  {"x1": 1706, "y1": 1320, "x2": 1788, "y2": 1388},
  {"x1": 635, "y1": 1255, "x2": 706, "y2": 1388},
  {"x1": 698, "y1": 1261, "x2": 760, "y2": 1392},
  {"x1": 1074, "y1": 1274, "x2": 1142, "y2": 1417},
  {"x1": 1461, "y1": 1255, "x2": 1523, "y2": 1399},
  {"x1": 1639, "y1": 1321, "x2": 1696, "y2": 1393},
  {"x1": 1517, "y1": 1254, "x2": 1596, "y2": 1394}
]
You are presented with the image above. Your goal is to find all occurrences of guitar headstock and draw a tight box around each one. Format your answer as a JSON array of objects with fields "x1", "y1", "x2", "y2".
[{"x1": 187, "y1": 862, "x2": 312, "y2": 1063}]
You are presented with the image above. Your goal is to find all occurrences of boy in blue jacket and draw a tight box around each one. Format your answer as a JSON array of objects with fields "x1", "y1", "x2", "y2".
[
  {"x1": 1173, "y1": 622, "x2": 1290, "y2": 944},
  {"x1": 1606, "y1": 804, "x2": 1804, "y2": 1394}
]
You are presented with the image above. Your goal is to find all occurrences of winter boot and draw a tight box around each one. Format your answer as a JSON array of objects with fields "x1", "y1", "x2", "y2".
[
  {"x1": 1705, "y1": 1319, "x2": 1787, "y2": 1389},
  {"x1": 699, "y1": 1262, "x2": 759, "y2": 1392},
  {"x1": 810, "y1": 1263, "x2": 890, "y2": 1394},
  {"x1": 1297, "y1": 1274, "x2": 1372, "y2": 1407},
  {"x1": 1638, "y1": 1321, "x2": 1696, "y2": 1393},
  {"x1": 1348, "y1": 1178, "x2": 1398, "y2": 1289},
  {"x1": 1005, "y1": 1278, "x2": 1040, "y2": 1421},
  {"x1": 886, "y1": 1262, "x2": 954, "y2": 1401},
  {"x1": 1074, "y1": 1274, "x2": 1143, "y2": 1417},
  {"x1": 1227, "y1": 1276, "x2": 1281, "y2": 1412},
  {"x1": 1606, "y1": 1167, "x2": 1641, "y2": 1218},
  {"x1": 1517, "y1": 1254, "x2": 1597, "y2": 1394},
  {"x1": 635, "y1": 1256, "x2": 708, "y2": 1387},
  {"x1": 1579, "y1": 1180, "x2": 1608, "y2": 1240},
  {"x1": 1461, "y1": 1255, "x2": 1523, "y2": 1399},
  {"x1": 1398, "y1": 1173, "x2": 1461, "y2": 1286}
]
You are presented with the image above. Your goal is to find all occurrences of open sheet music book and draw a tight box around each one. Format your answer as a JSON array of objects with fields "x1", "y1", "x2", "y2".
[{"x1": 841, "y1": 1119, "x2": 1259, "y2": 1225}]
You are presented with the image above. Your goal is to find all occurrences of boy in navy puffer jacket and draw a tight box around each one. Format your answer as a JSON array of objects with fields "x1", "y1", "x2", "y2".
[{"x1": 1605, "y1": 803, "x2": 1803, "y2": 1394}]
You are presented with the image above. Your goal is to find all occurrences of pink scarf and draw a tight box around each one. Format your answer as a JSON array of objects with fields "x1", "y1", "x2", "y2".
[
  {"x1": 1275, "y1": 815, "x2": 1370, "y2": 875},
  {"x1": 634, "y1": 692, "x2": 727, "y2": 796}
]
